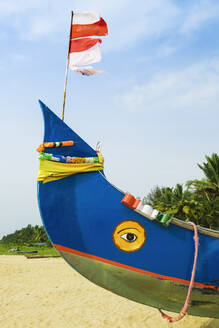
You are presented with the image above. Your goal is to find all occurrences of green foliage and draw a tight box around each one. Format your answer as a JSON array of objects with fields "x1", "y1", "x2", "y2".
[
  {"x1": 187, "y1": 153, "x2": 219, "y2": 201},
  {"x1": 198, "y1": 153, "x2": 219, "y2": 186},
  {"x1": 143, "y1": 153, "x2": 219, "y2": 230},
  {"x1": 0, "y1": 224, "x2": 52, "y2": 246}
]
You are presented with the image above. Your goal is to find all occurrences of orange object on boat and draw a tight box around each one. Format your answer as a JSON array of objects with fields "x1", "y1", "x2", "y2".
[
  {"x1": 43, "y1": 142, "x2": 55, "y2": 148},
  {"x1": 36, "y1": 140, "x2": 74, "y2": 152},
  {"x1": 61, "y1": 141, "x2": 74, "y2": 147},
  {"x1": 132, "y1": 199, "x2": 141, "y2": 209},
  {"x1": 121, "y1": 193, "x2": 136, "y2": 209},
  {"x1": 36, "y1": 144, "x2": 45, "y2": 152}
]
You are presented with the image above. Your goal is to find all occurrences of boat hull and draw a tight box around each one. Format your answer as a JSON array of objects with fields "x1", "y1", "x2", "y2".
[
  {"x1": 57, "y1": 245, "x2": 219, "y2": 318},
  {"x1": 37, "y1": 101, "x2": 219, "y2": 318}
]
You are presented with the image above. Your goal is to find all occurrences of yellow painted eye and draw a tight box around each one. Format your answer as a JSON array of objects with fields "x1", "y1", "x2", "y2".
[
  {"x1": 113, "y1": 220, "x2": 146, "y2": 252},
  {"x1": 120, "y1": 233, "x2": 137, "y2": 242}
]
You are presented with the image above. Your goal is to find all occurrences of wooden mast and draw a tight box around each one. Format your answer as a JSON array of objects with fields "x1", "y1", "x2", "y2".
[{"x1": 62, "y1": 11, "x2": 74, "y2": 121}]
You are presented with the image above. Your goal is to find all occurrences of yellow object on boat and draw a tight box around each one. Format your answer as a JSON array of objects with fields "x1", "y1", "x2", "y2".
[{"x1": 37, "y1": 159, "x2": 103, "y2": 183}]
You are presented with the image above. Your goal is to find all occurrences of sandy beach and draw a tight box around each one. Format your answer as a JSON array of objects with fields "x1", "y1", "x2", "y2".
[{"x1": 0, "y1": 256, "x2": 219, "y2": 328}]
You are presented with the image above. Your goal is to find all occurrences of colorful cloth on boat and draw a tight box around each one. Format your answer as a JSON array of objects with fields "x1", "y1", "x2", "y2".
[
  {"x1": 37, "y1": 159, "x2": 104, "y2": 183},
  {"x1": 39, "y1": 152, "x2": 102, "y2": 164}
]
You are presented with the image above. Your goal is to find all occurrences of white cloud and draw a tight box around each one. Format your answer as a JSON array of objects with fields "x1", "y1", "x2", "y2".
[
  {"x1": 118, "y1": 58, "x2": 219, "y2": 112},
  {"x1": 0, "y1": 0, "x2": 45, "y2": 15},
  {"x1": 1, "y1": 0, "x2": 219, "y2": 53},
  {"x1": 103, "y1": 0, "x2": 181, "y2": 52},
  {"x1": 0, "y1": 0, "x2": 181, "y2": 43},
  {"x1": 181, "y1": 0, "x2": 219, "y2": 35},
  {"x1": 152, "y1": 43, "x2": 181, "y2": 59},
  {"x1": 22, "y1": 15, "x2": 63, "y2": 40}
]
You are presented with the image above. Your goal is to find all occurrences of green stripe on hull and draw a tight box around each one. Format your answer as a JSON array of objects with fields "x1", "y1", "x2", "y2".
[{"x1": 60, "y1": 250, "x2": 219, "y2": 318}]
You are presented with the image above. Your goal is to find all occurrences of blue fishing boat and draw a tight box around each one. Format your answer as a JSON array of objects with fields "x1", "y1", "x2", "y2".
[
  {"x1": 37, "y1": 11, "x2": 219, "y2": 322},
  {"x1": 37, "y1": 100, "x2": 219, "y2": 321}
]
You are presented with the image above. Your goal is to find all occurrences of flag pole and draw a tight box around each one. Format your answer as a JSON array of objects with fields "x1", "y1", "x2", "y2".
[{"x1": 62, "y1": 11, "x2": 74, "y2": 121}]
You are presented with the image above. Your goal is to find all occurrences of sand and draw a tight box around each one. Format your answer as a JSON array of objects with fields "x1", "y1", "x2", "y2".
[{"x1": 0, "y1": 256, "x2": 219, "y2": 328}]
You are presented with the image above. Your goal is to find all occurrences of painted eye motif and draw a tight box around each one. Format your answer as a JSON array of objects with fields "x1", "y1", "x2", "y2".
[
  {"x1": 113, "y1": 220, "x2": 146, "y2": 252},
  {"x1": 120, "y1": 233, "x2": 137, "y2": 242}
]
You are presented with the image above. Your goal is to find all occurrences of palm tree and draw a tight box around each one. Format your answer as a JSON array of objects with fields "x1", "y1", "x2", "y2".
[
  {"x1": 143, "y1": 184, "x2": 200, "y2": 222},
  {"x1": 143, "y1": 154, "x2": 219, "y2": 229},
  {"x1": 187, "y1": 153, "x2": 219, "y2": 200},
  {"x1": 143, "y1": 183, "x2": 219, "y2": 227},
  {"x1": 143, "y1": 185, "x2": 173, "y2": 207}
]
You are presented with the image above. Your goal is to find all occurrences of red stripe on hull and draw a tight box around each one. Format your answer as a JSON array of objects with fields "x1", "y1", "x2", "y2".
[{"x1": 54, "y1": 243, "x2": 219, "y2": 291}]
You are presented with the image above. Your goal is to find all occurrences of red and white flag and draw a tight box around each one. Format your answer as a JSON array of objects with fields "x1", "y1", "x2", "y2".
[
  {"x1": 68, "y1": 12, "x2": 108, "y2": 75},
  {"x1": 68, "y1": 38, "x2": 102, "y2": 68},
  {"x1": 71, "y1": 12, "x2": 108, "y2": 38}
]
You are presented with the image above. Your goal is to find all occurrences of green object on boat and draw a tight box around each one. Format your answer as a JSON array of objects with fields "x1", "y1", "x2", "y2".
[
  {"x1": 156, "y1": 211, "x2": 163, "y2": 222},
  {"x1": 160, "y1": 214, "x2": 172, "y2": 225}
]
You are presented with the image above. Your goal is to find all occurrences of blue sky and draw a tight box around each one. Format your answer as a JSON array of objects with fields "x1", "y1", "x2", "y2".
[{"x1": 0, "y1": 0, "x2": 219, "y2": 238}]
